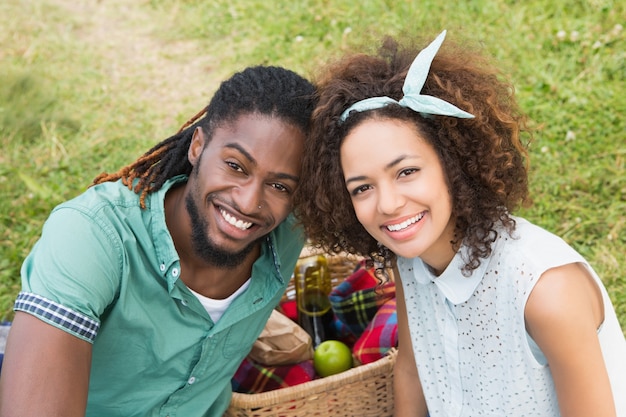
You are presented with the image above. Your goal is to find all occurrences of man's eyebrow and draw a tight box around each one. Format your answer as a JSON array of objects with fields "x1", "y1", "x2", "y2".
[
  {"x1": 225, "y1": 142, "x2": 300, "y2": 183},
  {"x1": 275, "y1": 172, "x2": 300, "y2": 183},
  {"x1": 225, "y1": 143, "x2": 256, "y2": 165}
]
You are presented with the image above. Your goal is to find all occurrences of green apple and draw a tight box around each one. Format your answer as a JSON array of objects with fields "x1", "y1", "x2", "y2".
[{"x1": 313, "y1": 340, "x2": 353, "y2": 377}]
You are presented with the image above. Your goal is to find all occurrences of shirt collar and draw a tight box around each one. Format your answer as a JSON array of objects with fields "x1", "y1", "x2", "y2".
[
  {"x1": 410, "y1": 246, "x2": 488, "y2": 304},
  {"x1": 148, "y1": 175, "x2": 188, "y2": 286}
]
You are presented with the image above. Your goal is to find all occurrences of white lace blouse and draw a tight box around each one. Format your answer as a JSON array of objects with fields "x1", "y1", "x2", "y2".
[{"x1": 397, "y1": 217, "x2": 626, "y2": 417}]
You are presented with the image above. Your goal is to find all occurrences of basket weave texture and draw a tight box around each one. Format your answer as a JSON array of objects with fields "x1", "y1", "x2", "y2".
[
  {"x1": 225, "y1": 251, "x2": 396, "y2": 417},
  {"x1": 224, "y1": 348, "x2": 397, "y2": 417}
]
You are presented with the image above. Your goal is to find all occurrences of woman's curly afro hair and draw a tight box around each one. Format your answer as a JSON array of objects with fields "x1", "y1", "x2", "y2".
[{"x1": 293, "y1": 34, "x2": 532, "y2": 274}]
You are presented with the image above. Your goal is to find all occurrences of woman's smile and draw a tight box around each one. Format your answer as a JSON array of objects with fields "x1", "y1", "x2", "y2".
[{"x1": 384, "y1": 212, "x2": 426, "y2": 232}]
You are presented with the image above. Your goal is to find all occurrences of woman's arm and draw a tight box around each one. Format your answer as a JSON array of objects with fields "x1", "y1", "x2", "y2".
[
  {"x1": 393, "y1": 271, "x2": 428, "y2": 417},
  {"x1": 525, "y1": 262, "x2": 616, "y2": 417},
  {"x1": 0, "y1": 311, "x2": 92, "y2": 417}
]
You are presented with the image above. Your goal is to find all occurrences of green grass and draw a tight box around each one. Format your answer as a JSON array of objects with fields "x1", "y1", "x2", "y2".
[{"x1": 0, "y1": 0, "x2": 624, "y2": 332}]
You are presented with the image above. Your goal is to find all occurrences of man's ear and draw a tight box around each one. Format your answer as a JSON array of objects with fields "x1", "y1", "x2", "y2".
[{"x1": 188, "y1": 127, "x2": 206, "y2": 167}]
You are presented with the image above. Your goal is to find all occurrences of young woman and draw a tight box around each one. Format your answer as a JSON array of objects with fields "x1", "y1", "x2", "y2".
[{"x1": 294, "y1": 31, "x2": 626, "y2": 417}]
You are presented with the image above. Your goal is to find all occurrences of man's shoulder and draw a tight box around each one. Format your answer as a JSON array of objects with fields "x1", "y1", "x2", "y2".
[{"x1": 62, "y1": 180, "x2": 138, "y2": 207}]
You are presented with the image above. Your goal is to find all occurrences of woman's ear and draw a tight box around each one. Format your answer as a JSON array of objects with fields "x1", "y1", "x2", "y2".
[{"x1": 188, "y1": 127, "x2": 206, "y2": 166}]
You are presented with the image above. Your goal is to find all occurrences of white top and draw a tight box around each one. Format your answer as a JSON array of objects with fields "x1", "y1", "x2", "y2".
[
  {"x1": 187, "y1": 278, "x2": 251, "y2": 323},
  {"x1": 397, "y1": 217, "x2": 626, "y2": 417}
]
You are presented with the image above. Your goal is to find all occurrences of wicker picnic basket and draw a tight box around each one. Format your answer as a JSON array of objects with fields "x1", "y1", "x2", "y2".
[
  {"x1": 224, "y1": 348, "x2": 397, "y2": 417},
  {"x1": 224, "y1": 250, "x2": 397, "y2": 417}
]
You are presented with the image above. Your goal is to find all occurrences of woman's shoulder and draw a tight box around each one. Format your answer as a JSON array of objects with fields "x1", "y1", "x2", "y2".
[
  {"x1": 486, "y1": 216, "x2": 589, "y2": 286},
  {"x1": 502, "y1": 216, "x2": 582, "y2": 260}
]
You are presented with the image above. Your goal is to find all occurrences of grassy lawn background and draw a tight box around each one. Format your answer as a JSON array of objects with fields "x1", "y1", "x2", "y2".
[{"x1": 1, "y1": 0, "x2": 624, "y2": 333}]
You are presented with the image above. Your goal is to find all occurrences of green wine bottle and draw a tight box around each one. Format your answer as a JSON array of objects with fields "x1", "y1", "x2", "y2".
[{"x1": 294, "y1": 254, "x2": 336, "y2": 348}]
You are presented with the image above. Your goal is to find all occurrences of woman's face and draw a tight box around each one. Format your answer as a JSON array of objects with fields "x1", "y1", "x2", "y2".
[{"x1": 340, "y1": 118, "x2": 456, "y2": 273}]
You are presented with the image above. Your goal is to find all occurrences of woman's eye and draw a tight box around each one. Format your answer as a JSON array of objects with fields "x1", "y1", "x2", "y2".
[
  {"x1": 399, "y1": 168, "x2": 418, "y2": 177},
  {"x1": 351, "y1": 184, "x2": 371, "y2": 196}
]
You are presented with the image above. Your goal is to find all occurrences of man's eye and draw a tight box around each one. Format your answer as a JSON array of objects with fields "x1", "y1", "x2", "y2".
[
  {"x1": 272, "y1": 183, "x2": 289, "y2": 193},
  {"x1": 227, "y1": 161, "x2": 244, "y2": 172}
]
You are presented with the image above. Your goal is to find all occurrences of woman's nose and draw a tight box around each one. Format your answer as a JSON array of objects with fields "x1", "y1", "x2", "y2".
[{"x1": 376, "y1": 184, "x2": 405, "y2": 215}]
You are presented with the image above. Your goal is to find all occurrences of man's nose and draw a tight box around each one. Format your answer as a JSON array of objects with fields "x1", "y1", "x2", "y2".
[{"x1": 235, "y1": 182, "x2": 265, "y2": 214}]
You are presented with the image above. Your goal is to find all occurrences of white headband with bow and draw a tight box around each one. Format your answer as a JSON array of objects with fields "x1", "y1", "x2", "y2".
[{"x1": 339, "y1": 30, "x2": 474, "y2": 122}]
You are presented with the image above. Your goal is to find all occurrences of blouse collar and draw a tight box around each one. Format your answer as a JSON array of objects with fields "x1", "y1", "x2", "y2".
[{"x1": 410, "y1": 246, "x2": 489, "y2": 304}]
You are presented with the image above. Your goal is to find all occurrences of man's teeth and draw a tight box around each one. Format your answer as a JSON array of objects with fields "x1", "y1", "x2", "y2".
[
  {"x1": 220, "y1": 209, "x2": 253, "y2": 230},
  {"x1": 386, "y1": 213, "x2": 424, "y2": 232}
]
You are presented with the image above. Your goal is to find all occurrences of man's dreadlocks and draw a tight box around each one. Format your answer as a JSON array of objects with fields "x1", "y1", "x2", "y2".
[{"x1": 93, "y1": 66, "x2": 316, "y2": 208}]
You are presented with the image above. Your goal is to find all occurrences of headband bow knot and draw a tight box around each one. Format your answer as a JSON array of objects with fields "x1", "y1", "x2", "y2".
[{"x1": 339, "y1": 30, "x2": 474, "y2": 122}]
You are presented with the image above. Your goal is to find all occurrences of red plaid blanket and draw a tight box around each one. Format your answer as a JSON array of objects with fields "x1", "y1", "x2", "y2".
[
  {"x1": 353, "y1": 297, "x2": 397, "y2": 364},
  {"x1": 329, "y1": 261, "x2": 395, "y2": 338}
]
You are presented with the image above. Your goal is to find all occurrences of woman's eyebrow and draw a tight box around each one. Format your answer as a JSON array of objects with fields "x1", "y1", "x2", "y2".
[
  {"x1": 385, "y1": 154, "x2": 410, "y2": 170},
  {"x1": 344, "y1": 154, "x2": 412, "y2": 186},
  {"x1": 345, "y1": 174, "x2": 368, "y2": 186}
]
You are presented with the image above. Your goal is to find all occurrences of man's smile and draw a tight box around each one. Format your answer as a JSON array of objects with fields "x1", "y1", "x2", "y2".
[{"x1": 219, "y1": 207, "x2": 254, "y2": 230}]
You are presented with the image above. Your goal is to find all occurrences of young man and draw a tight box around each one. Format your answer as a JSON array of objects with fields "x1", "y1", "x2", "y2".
[{"x1": 0, "y1": 66, "x2": 316, "y2": 417}]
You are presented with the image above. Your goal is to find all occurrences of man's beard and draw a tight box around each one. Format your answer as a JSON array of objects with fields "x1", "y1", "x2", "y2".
[{"x1": 185, "y1": 193, "x2": 260, "y2": 268}]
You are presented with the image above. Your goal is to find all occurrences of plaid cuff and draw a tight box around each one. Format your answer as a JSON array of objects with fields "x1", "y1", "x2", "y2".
[{"x1": 14, "y1": 292, "x2": 100, "y2": 343}]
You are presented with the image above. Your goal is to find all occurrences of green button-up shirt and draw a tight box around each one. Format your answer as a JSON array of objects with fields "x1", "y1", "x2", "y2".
[{"x1": 17, "y1": 175, "x2": 304, "y2": 417}]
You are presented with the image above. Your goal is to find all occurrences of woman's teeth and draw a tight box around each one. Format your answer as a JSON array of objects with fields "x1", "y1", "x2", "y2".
[
  {"x1": 386, "y1": 213, "x2": 424, "y2": 232},
  {"x1": 220, "y1": 209, "x2": 253, "y2": 230}
]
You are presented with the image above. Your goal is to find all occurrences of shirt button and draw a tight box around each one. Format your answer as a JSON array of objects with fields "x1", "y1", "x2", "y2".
[
  {"x1": 172, "y1": 268, "x2": 179, "y2": 277},
  {"x1": 188, "y1": 376, "x2": 196, "y2": 385},
  {"x1": 181, "y1": 299, "x2": 188, "y2": 306},
  {"x1": 160, "y1": 264, "x2": 166, "y2": 271}
]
